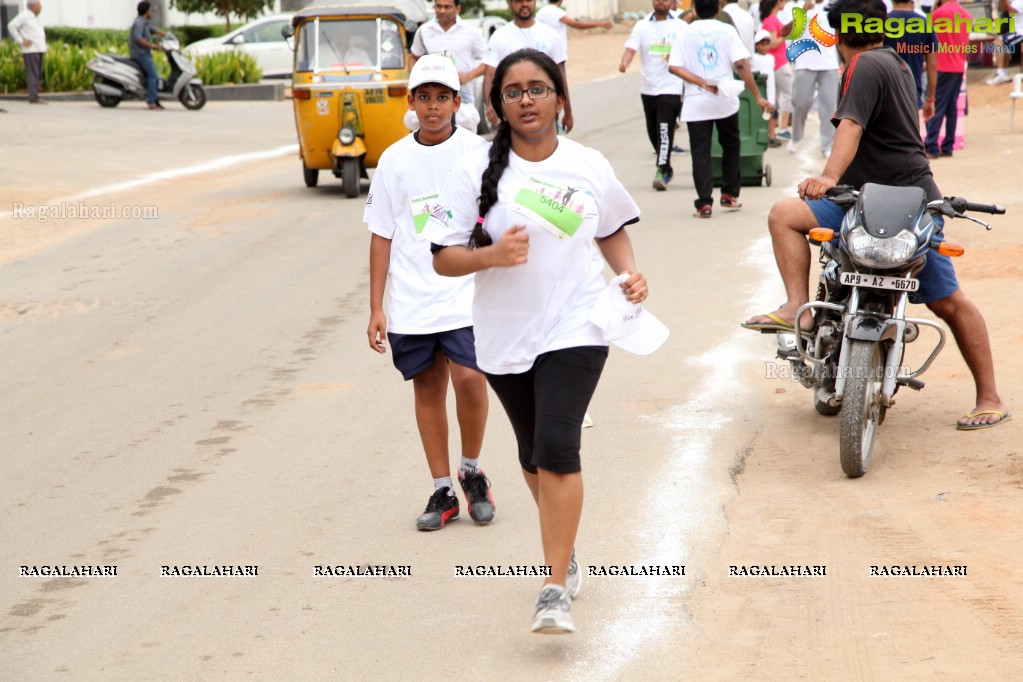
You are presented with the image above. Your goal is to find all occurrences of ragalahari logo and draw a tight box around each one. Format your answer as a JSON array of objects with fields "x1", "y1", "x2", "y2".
[{"x1": 785, "y1": 7, "x2": 838, "y2": 62}]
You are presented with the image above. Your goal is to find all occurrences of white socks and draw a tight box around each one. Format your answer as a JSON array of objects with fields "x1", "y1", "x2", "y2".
[{"x1": 433, "y1": 477, "x2": 455, "y2": 495}]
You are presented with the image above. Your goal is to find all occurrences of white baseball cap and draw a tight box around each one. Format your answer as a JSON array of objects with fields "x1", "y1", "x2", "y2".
[
  {"x1": 754, "y1": 29, "x2": 772, "y2": 45},
  {"x1": 589, "y1": 274, "x2": 669, "y2": 355},
  {"x1": 408, "y1": 54, "x2": 460, "y2": 92}
]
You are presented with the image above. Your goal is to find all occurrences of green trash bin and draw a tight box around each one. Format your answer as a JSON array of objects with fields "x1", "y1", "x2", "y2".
[{"x1": 710, "y1": 73, "x2": 772, "y2": 187}]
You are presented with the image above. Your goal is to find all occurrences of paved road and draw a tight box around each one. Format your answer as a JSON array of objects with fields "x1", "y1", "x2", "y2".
[{"x1": 0, "y1": 80, "x2": 805, "y2": 678}]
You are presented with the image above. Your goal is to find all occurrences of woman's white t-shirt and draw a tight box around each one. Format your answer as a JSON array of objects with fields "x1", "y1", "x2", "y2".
[
  {"x1": 425, "y1": 137, "x2": 640, "y2": 375},
  {"x1": 363, "y1": 126, "x2": 487, "y2": 334}
]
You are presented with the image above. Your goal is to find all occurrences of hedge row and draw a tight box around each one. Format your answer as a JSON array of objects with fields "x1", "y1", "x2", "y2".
[
  {"x1": 44, "y1": 25, "x2": 228, "y2": 48},
  {"x1": 1, "y1": 39, "x2": 262, "y2": 92}
]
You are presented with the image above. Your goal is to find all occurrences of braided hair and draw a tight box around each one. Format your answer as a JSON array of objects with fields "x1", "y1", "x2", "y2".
[{"x1": 469, "y1": 48, "x2": 567, "y2": 249}]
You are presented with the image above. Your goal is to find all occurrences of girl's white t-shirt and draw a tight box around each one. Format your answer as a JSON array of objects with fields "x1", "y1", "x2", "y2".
[
  {"x1": 363, "y1": 126, "x2": 487, "y2": 334},
  {"x1": 424, "y1": 137, "x2": 640, "y2": 375}
]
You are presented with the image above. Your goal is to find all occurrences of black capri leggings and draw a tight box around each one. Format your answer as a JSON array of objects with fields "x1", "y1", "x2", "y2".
[{"x1": 484, "y1": 346, "x2": 608, "y2": 475}]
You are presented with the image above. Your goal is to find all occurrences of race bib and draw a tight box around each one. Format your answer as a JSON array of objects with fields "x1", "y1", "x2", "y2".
[
  {"x1": 510, "y1": 177, "x2": 586, "y2": 241},
  {"x1": 649, "y1": 39, "x2": 672, "y2": 62},
  {"x1": 410, "y1": 191, "x2": 440, "y2": 240}
]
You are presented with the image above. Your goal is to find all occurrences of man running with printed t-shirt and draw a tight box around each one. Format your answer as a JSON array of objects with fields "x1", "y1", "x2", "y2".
[
  {"x1": 742, "y1": 0, "x2": 1010, "y2": 431},
  {"x1": 482, "y1": 0, "x2": 572, "y2": 131},
  {"x1": 619, "y1": 0, "x2": 689, "y2": 191}
]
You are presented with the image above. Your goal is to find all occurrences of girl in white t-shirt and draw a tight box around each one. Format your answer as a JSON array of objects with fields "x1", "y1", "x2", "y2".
[
  {"x1": 427, "y1": 48, "x2": 648, "y2": 635},
  {"x1": 365, "y1": 55, "x2": 494, "y2": 534}
]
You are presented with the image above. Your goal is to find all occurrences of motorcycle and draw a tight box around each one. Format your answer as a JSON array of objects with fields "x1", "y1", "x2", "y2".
[
  {"x1": 773, "y1": 183, "x2": 1005, "y2": 478},
  {"x1": 87, "y1": 34, "x2": 206, "y2": 110}
]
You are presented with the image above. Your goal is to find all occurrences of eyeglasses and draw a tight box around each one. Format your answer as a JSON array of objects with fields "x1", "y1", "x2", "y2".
[{"x1": 500, "y1": 85, "x2": 555, "y2": 104}]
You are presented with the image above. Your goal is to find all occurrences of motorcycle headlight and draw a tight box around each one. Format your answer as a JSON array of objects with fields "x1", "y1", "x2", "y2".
[
  {"x1": 846, "y1": 226, "x2": 918, "y2": 268},
  {"x1": 338, "y1": 127, "x2": 356, "y2": 145}
]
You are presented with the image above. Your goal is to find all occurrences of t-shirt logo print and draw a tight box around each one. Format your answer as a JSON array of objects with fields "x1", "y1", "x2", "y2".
[{"x1": 784, "y1": 7, "x2": 837, "y2": 62}]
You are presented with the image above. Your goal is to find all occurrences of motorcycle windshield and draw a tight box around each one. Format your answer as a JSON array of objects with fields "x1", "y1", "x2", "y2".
[{"x1": 295, "y1": 18, "x2": 406, "y2": 73}]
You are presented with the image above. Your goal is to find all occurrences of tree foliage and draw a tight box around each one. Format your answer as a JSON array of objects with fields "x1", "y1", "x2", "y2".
[{"x1": 170, "y1": 0, "x2": 276, "y2": 30}]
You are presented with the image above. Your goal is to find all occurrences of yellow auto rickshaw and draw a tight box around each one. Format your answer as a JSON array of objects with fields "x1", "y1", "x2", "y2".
[{"x1": 285, "y1": 0, "x2": 427, "y2": 197}]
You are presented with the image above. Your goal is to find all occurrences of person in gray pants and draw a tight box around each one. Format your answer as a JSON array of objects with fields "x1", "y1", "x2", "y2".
[
  {"x1": 788, "y1": 1, "x2": 839, "y2": 157},
  {"x1": 7, "y1": 0, "x2": 47, "y2": 103}
]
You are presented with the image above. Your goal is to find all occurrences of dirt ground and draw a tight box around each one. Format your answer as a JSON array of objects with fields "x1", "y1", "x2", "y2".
[{"x1": 571, "y1": 25, "x2": 1023, "y2": 676}]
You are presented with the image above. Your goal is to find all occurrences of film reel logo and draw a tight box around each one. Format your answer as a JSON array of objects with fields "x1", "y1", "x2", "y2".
[{"x1": 785, "y1": 7, "x2": 838, "y2": 62}]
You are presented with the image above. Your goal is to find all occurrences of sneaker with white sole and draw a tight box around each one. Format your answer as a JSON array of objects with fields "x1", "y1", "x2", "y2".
[
  {"x1": 986, "y1": 73, "x2": 1013, "y2": 85},
  {"x1": 566, "y1": 550, "x2": 581, "y2": 598},
  {"x1": 531, "y1": 585, "x2": 575, "y2": 634}
]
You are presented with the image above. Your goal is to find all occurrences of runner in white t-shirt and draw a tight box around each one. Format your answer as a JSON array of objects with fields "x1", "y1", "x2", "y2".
[
  {"x1": 427, "y1": 50, "x2": 648, "y2": 635},
  {"x1": 408, "y1": 0, "x2": 487, "y2": 131},
  {"x1": 482, "y1": 0, "x2": 572, "y2": 131},
  {"x1": 668, "y1": 0, "x2": 772, "y2": 217},
  {"x1": 536, "y1": 0, "x2": 613, "y2": 60},
  {"x1": 620, "y1": 0, "x2": 689, "y2": 190},
  {"x1": 365, "y1": 55, "x2": 494, "y2": 533}
]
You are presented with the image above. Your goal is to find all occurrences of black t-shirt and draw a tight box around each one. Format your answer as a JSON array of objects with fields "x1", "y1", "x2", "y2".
[{"x1": 832, "y1": 46, "x2": 941, "y2": 201}]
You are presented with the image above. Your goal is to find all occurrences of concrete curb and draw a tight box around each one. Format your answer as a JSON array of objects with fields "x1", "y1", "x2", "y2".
[{"x1": 0, "y1": 81, "x2": 286, "y2": 103}]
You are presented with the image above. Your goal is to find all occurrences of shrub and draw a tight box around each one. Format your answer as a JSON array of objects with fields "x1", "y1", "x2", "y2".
[
  {"x1": 45, "y1": 27, "x2": 130, "y2": 48},
  {"x1": 192, "y1": 50, "x2": 263, "y2": 85},
  {"x1": 173, "y1": 24, "x2": 229, "y2": 46},
  {"x1": 0, "y1": 39, "x2": 260, "y2": 92}
]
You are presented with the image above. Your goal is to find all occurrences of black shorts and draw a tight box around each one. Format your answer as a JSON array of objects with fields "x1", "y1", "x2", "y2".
[
  {"x1": 485, "y1": 346, "x2": 608, "y2": 475},
  {"x1": 387, "y1": 327, "x2": 479, "y2": 380}
]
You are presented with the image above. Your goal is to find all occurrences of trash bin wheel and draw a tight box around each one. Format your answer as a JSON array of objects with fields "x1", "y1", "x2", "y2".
[{"x1": 764, "y1": 163, "x2": 772, "y2": 187}]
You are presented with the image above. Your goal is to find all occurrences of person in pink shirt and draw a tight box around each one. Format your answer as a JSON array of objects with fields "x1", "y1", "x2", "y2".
[
  {"x1": 924, "y1": 0, "x2": 971, "y2": 158},
  {"x1": 758, "y1": 0, "x2": 793, "y2": 140}
]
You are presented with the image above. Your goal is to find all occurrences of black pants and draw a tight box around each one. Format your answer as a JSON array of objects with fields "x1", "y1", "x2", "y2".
[
  {"x1": 641, "y1": 93, "x2": 683, "y2": 173},
  {"x1": 484, "y1": 346, "x2": 607, "y2": 475},
  {"x1": 23, "y1": 52, "x2": 43, "y2": 101},
  {"x1": 687, "y1": 113, "x2": 741, "y2": 210}
]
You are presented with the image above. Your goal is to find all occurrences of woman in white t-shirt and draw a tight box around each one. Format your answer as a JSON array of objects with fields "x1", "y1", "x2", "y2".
[{"x1": 427, "y1": 48, "x2": 647, "y2": 635}]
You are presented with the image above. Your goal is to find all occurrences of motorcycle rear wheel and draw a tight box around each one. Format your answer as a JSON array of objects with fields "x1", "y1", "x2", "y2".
[
  {"x1": 179, "y1": 83, "x2": 206, "y2": 110},
  {"x1": 94, "y1": 92, "x2": 121, "y2": 108},
  {"x1": 839, "y1": 339, "x2": 884, "y2": 478}
]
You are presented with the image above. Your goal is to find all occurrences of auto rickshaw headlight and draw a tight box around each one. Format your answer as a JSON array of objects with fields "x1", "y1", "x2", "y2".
[{"x1": 338, "y1": 127, "x2": 356, "y2": 145}]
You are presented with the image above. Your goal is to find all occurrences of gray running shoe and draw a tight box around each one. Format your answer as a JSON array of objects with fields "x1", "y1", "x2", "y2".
[
  {"x1": 531, "y1": 585, "x2": 575, "y2": 634},
  {"x1": 566, "y1": 550, "x2": 581, "y2": 599}
]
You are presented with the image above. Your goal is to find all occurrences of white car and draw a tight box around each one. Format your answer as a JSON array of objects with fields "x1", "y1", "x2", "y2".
[{"x1": 184, "y1": 14, "x2": 295, "y2": 79}]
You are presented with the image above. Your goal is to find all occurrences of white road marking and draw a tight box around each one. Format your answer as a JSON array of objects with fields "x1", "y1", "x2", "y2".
[{"x1": 0, "y1": 145, "x2": 299, "y2": 220}]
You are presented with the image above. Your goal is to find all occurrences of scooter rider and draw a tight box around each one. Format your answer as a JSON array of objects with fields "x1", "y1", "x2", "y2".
[{"x1": 131, "y1": 1, "x2": 166, "y2": 110}]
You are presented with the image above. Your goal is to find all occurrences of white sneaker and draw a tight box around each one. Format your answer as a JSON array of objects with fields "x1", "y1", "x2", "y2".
[
  {"x1": 531, "y1": 585, "x2": 575, "y2": 634},
  {"x1": 566, "y1": 550, "x2": 581, "y2": 598},
  {"x1": 787, "y1": 139, "x2": 800, "y2": 154},
  {"x1": 821, "y1": 146, "x2": 832, "y2": 158},
  {"x1": 986, "y1": 73, "x2": 1013, "y2": 85}
]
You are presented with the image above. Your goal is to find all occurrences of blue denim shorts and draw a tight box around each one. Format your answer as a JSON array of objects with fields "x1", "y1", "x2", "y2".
[
  {"x1": 806, "y1": 198, "x2": 958, "y2": 304},
  {"x1": 387, "y1": 326, "x2": 479, "y2": 380}
]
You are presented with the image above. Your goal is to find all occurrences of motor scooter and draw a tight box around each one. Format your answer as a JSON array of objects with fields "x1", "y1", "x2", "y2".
[{"x1": 87, "y1": 34, "x2": 206, "y2": 110}]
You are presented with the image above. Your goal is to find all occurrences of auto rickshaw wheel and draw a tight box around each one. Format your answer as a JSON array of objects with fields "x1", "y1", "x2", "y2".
[
  {"x1": 303, "y1": 163, "x2": 319, "y2": 188},
  {"x1": 342, "y1": 157, "x2": 360, "y2": 199}
]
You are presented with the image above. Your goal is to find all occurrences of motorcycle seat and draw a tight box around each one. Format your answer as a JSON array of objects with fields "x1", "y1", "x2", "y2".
[{"x1": 108, "y1": 54, "x2": 142, "y2": 67}]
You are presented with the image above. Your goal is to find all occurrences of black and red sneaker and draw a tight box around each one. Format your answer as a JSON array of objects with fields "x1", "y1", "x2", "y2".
[
  {"x1": 416, "y1": 487, "x2": 459, "y2": 531},
  {"x1": 693, "y1": 206, "x2": 712, "y2": 219},
  {"x1": 720, "y1": 193, "x2": 742, "y2": 209},
  {"x1": 458, "y1": 470, "x2": 496, "y2": 524}
]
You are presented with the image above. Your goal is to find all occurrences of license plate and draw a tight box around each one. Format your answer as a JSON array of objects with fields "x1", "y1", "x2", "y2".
[{"x1": 840, "y1": 272, "x2": 919, "y2": 292}]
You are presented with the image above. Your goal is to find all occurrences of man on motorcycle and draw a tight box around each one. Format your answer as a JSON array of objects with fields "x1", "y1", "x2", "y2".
[
  {"x1": 130, "y1": 1, "x2": 166, "y2": 110},
  {"x1": 742, "y1": 0, "x2": 1010, "y2": 430}
]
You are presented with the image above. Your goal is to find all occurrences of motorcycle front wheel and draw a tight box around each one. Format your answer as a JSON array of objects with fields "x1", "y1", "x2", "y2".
[
  {"x1": 838, "y1": 339, "x2": 884, "y2": 478},
  {"x1": 179, "y1": 83, "x2": 206, "y2": 110}
]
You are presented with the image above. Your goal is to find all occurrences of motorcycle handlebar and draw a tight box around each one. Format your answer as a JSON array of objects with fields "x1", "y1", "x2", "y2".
[{"x1": 947, "y1": 197, "x2": 1006, "y2": 215}]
